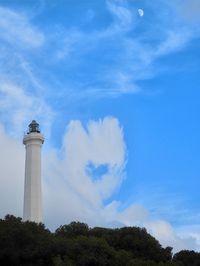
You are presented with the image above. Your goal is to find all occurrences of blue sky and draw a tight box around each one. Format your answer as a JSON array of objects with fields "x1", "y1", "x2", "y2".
[{"x1": 0, "y1": 0, "x2": 200, "y2": 252}]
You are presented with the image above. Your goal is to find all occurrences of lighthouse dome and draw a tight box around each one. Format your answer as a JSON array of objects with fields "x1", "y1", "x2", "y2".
[{"x1": 28, "y1": 120, "x2": 40, "y2": 133}]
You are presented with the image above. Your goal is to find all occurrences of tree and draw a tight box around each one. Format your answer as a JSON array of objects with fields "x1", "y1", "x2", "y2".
[
  {"x1": 55, "y1": 222, "x2": 89, "y2": 238},
  {"x1": 90, "y1": 226, "x2": 172, "y2": 263},
  {"x1": 173, "y1": 250, "x2": 200, "y2": 266},
  {"x1": 0, "y1": 215, "x2": 197, "y2": 266},
  {"x1": 0, "y1": 215, "x2": 55, "y2": 265}
]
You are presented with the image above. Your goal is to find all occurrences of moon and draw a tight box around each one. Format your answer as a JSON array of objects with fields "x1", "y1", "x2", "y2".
[{"x1": 138, "y1": 8, "x2": 144, "y2": 17}]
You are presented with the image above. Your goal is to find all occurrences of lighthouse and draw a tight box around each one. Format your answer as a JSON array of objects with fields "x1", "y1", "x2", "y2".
[{"x1": 23, "y1": 120, "x2": 44, "y2": 223}]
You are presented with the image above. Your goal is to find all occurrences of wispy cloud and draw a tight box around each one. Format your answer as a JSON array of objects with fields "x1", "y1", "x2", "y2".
[
  {"x1": 0, "y1": 6, "x2": 44, "y2": 48},
  {"x1": 0, "y1": 0, "x2": 197, "y2": 109},
  {"x1": 106, "y1": 0, "x2": 134, "y2": 31},
  {"x1": 0, "y1": 6, "x2": 53, "y2": 136},
  {"x1": 49, "y1": 0, "x2": 199, "y2": 98},
  {"x1": 0, "y1": 81, "x2": 53, "y2": 137}
]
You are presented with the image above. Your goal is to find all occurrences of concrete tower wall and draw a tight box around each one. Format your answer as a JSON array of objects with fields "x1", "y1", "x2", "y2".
[{"x1": 23, "y1": 132, "x2": 44, "y2": 223}]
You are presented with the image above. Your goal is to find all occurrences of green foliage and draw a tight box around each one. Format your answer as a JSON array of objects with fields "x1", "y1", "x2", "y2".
[
  {"x1": 0, "y1": 215, "x2": 55, "y2": 265},
  {"x1": 52, "y1": 255, "x2": 66, "y2": 266},
  {"x1": 55, "y1": 222, "x2": 89, "y2": 238},
  {"x1": 128, "y1": 258, "x2": 157, "y2": 266},
  {"x1": 173, "y1": 250, "x2": 200, "y2": 266},
  {"x1": 90, "y1": 226, "x2": 172, "y2": 262},
  {"x1": 0, "y1": 215, "x2": 198, "y2": 266}
]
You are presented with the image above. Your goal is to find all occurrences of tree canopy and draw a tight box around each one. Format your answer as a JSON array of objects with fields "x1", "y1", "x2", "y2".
[{"x1": 0, "y1": 215, "x2": 199, "y2": 265}]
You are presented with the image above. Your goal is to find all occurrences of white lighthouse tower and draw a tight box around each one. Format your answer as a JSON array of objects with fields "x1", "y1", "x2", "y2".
[{"x1": 23, "y1": 120, "x2": 44, "y2": 223}]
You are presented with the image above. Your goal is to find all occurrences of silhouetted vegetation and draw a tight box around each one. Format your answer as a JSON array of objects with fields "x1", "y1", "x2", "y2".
[{"x1": 0, "y1": 215, "x2": 199, "y2": 265}]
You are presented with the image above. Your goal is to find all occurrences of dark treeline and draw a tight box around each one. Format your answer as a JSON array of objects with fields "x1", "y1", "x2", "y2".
[{"x1": 0, "y1": 215, "x2": 200, "y2": 266}]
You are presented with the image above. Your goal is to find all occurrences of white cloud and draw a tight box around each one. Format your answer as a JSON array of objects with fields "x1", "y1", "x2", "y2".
[
  {"x1": 0, "y1": 6, "x2": 44, "y2": 48},
  {"x1": 0, "y1": 6, "x2": 53, "y2": 137},
  {"x1": 155, "y1": 30, "x2": 192, "y2": 57},
  {"x1": 42, "y1": 117, "x2": 200, "y2": 253},
  {"x1": 118, "y1": 204, "x2": 149, "y2": 226},
  {"x1": 50, "y1": 0, "x2": 199, "y2": 98},
  {"x1": 176, "y1": 224, "x2": 200, "y2": 248},
  {"x1": 111, "y1": 202, "x2": 200, "y2": 253},
  {"x1": 145, "y1": 220, "x2": 199, "y2": 253},
  {"x1": 0, "y1": 117, "x2": 200, "y2": 253},
  {"x1": 44, "y1": 117, "x2": 126, "y2": 226},
  {"x1": 0, "y1": 1, "x2": 197, "y2": 103},
  {"x1": 106, "y1": 0, "x2": 133, "y2": 31},
  {"x1": 0, "y1": 82, "x2": 53, "y2": 137},
  {"x1": 0, "y1": 123, "x2": 24, "y2": 218}
]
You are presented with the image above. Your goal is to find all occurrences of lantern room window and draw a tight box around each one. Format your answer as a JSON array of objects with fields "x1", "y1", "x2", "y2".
[{"x1": 28, "y1": 120, "x2": 40, "y2": 133}]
